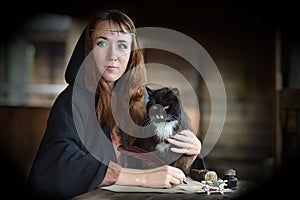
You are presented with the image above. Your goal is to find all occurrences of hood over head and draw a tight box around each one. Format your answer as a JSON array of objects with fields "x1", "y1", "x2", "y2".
[
  {"x1": 64, "y1": 9, "x2": 147, "y2": 95},
  {"x1": 65, "y1": 28, "x2": 86, "y2": 85},
  {"x1": 64, "y1": 25, "x2": 98, "y2": 93}
]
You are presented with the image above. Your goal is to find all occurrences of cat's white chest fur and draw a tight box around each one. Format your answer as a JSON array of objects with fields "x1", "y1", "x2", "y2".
[
  {"x1": 156, "y1": 142, "x2": 170, "y2": 153},
  {"x1": 153, "y1": 120, "x2": 179, "y2": 152}
]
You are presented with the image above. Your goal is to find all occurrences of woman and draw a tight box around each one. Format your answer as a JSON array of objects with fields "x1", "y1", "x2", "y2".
[{"x1": 27, "y1": 9, "x2": 202, "y2": 199}]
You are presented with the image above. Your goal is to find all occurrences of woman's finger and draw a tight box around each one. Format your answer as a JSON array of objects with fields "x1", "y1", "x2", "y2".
[
  {"x1": 170, "y1": 147, "x2": 187, "y2": 154},
  {"x1": 171, "y1": 133, "x2": 191, "y2": 143},
  {"x1": 167, "y1": 138, "x2": 189, "y2": 148}
]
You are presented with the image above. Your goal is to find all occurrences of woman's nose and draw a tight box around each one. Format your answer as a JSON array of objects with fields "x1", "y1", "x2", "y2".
[
  {"x1": 106, "y1": 55, "x2": 117, "y2": 61},
  {"x1": 106, "y1": 47, "x2": 118, "y2": 61}
]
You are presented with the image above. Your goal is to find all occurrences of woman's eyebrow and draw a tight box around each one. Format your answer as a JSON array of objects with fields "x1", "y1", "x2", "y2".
[
  {"x1": 117, "y1": 39, "x2": 130, "y2": 43},
  {"x1": 95, "y1": 36, "x2": 108, "y2": 40},
  {"x1": 95, "y1": 36, "x2": 130, "y2": 44},
  {"x1": 91, "y1": 28, "x2": 135, "y2": 36}
]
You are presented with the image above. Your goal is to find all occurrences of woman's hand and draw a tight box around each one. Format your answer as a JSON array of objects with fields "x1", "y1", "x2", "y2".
[
  {"x1": 166, "y1": 130, "x2": 201, "y2": 155},
  {"x1": 142, "y1": 165, "x2": 186, "y2": 188},
  {"x1": 115, "y1": 130, "x2": 201, "y2": 189},
  {"x1": 116, "y1": 165, "x2": 186, "y2": 189}
]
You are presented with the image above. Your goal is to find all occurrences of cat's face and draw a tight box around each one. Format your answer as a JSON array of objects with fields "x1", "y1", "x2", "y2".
[{"x1": 145, "y1": 87, "x2": 181, "y2": 124}]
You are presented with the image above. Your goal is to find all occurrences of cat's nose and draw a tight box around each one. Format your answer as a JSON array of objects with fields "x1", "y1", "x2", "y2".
[
  {"x1": 149, "y1": 104, "x2": 167, "y2": 122},
  {"x1": 154, "y1": 116, "x2": 165, "y2": 123},
  {"x1": 155, "y1": 114, "x2": 164, "y2": 119}
]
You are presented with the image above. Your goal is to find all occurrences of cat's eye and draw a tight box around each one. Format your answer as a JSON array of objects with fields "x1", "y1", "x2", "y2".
[{"x1": 164, "y1": 105, "x2": 169, "y2": 109}]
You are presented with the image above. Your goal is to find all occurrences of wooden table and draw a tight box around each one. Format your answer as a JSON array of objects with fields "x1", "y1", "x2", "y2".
[{"x1": 71, "y1": 180, "x2": 255, "y2": 200}]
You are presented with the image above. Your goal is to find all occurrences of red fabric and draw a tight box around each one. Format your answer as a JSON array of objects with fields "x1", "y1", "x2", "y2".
[{"x1": 117, "y1": 144, "x2": 165, "y2": 168}]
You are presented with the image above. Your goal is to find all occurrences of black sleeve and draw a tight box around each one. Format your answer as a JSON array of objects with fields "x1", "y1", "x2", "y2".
[{"x1": 27, "y1": 86, "x2": 117, "y2": 199}]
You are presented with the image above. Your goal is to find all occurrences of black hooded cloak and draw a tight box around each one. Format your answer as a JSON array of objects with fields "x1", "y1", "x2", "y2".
[{"x1": 27, "y1": 28, "x2": 126, "y2": 200}]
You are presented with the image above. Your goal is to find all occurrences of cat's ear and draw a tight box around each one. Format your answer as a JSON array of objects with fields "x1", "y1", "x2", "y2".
[
  {"x1": 145, "y1": 86, "x2": 154, "y2": 96},
  {"x1": 171, "y1": 87, "x2": 180, "y2": 97}
]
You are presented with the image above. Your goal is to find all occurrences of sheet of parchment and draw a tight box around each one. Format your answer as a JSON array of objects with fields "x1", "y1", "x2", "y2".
[{"x1": 100, "y1": 177, "x2": 233, "y2": 194}]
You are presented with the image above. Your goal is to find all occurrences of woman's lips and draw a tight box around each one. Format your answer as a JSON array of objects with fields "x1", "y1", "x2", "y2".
[{"x1": 106, "y1": 66, "x2": 118, "y2": 71}]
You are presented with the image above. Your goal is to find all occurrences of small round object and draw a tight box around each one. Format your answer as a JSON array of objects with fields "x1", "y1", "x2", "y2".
[{"x1": 204, "y1": 171, "x2": 218, "y2": 184}]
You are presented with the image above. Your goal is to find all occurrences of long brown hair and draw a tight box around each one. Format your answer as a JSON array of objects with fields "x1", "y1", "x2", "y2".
[{"x1": 84, "y1": 9, "x2": 147, "y2": 128}]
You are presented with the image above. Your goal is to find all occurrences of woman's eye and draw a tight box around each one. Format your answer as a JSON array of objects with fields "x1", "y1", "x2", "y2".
[
  {"x1": 97, "y1": 41, "x2": 107, "y2": 47},
  {"x1": 118, "y1": 43, "x2": 128, "y2": 50}
]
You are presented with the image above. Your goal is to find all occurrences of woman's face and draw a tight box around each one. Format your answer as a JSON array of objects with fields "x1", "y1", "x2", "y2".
[{"x1": 91, "y1": 20, "x2": 132, "y2": 86}]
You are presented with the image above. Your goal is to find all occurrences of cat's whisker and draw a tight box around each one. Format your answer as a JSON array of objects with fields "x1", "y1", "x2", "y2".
[{"x1": 168, "y1": 114, "x2": 178, "y2": 120}]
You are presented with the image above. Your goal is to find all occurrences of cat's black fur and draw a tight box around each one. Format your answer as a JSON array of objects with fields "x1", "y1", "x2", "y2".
[{"x1": 130, "y1": 86, "x2": 196, "y2": 174}]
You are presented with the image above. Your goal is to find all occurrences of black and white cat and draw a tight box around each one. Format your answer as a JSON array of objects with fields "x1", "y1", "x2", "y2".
[{"x1": 130, "y1": 86, "x2": 196, "y2": 174}]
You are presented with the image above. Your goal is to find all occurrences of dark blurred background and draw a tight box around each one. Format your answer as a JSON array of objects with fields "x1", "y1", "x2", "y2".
[{"x1": 1, "y1": 1, "x2": 300, "y2": 198}]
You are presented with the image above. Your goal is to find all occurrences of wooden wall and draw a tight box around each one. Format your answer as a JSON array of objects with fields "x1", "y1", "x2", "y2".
[
  {"x1": 0, "y1": 106, "x2": 50, "y2": 182},
  {"x1": 142, "y1": 13, "x2": 276, "y2": 183},
  {"x1": 197, "y1": 24, "x2": 275, "y2": 182}
]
